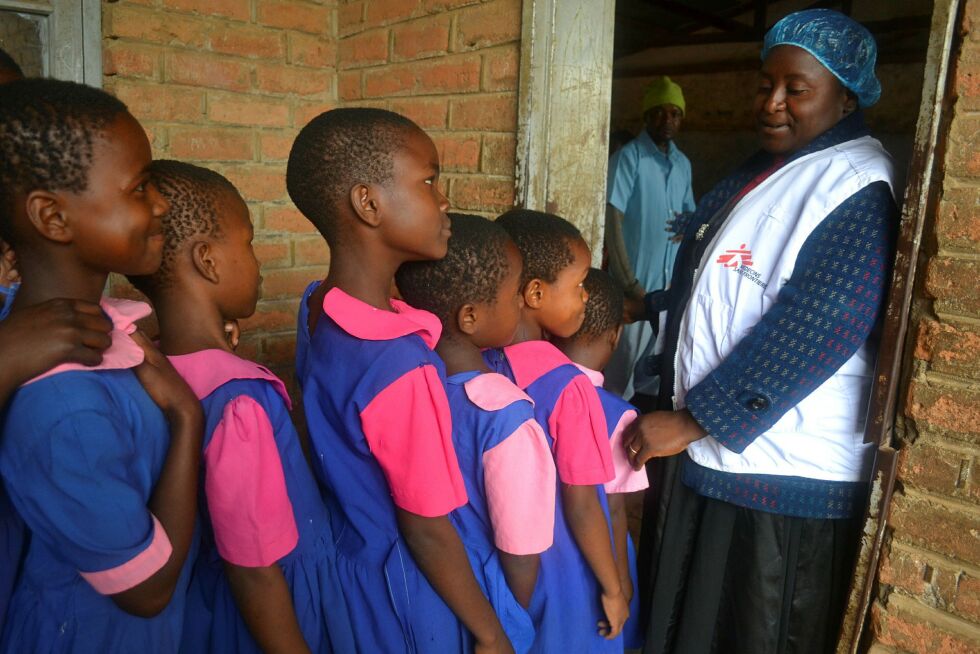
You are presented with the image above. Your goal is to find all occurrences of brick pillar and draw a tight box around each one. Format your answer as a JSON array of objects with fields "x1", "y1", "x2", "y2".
[
  {"x1": 869, "y1": 2, "x2": 980, "y2": 652},
  {"x1": 335, "y1": 0, "x2": 521, "y2": 217}
]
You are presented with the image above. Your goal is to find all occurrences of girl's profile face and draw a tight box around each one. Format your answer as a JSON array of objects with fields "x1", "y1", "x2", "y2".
[
  {"x1": 539, "y1": 237, "x2": 590, "y2": 339},
  {"x1": 64, "y1": 112, "x2": 169, "y2": 276},
  {"x1": 212, "y1": 191, "x2": 261, "y2": 320},
  {"x1": 473, "y1": 241, "x2": 525, "y2": 348},
  {"x1": 381, "y1": 128, "x2": 451, "y2": 261}
]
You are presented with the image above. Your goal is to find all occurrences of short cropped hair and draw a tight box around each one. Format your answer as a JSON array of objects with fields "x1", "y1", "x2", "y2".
[
  {"x1": 287, "y1": 107, "x2": 419, "y2": 244},
  {"x1": 0, "y1": 49, "x2": 24, "y2": 79},
  {"x1": 129, "y1": 160, "x2": 239, "y2": 296},
  {"x1": 496, "y1": 209, "x2": 582, "y2": 286},
  {"x1": 573, "y1": 268, "x2": 623, "y2": 341},
  {"x1": 0, "y1": 79, "x2": 128, "y2": 242},
  {"x1": 396, "y1": 213, "x2": 513, "y2": 324}
]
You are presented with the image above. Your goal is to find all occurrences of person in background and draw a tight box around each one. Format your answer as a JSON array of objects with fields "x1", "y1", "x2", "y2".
[
  {"x1": 605, "y1": 76, "x2": 695, "y2": 405},
  {"x1": 608, "y1": 129, "x2": 634, "y2": 160},
  {"x1": 624, "y1": 10, "x2": 899, "y2": 653}
]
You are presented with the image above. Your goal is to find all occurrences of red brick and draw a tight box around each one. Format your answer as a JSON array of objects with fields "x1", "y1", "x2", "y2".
[
  {"x1": 362, "y1": 66, "x2": 416, "y2": 97},
  {"x1": 234, "y1": 333, "x2": 261, "y2": 363},
  {"x1": 878, "y1": 547, "x2": 929, "y2": 597},
  {"x1": 450, "y1": 176, "x2": 514, "y2": 212},
  {"x1": 105, "y1": 5, "x2": 209, "y2": 48},
  {"x1": 252, "y1": 239, "x2": 292, "y2": 269},
  {"x1": 453, "y1": 0, "x2": 521, "y2": 51},
  {"x1": 261, "y1": 267, "x2": 327, "y2": 299},
  {"x1": 392, "y1": 15, "x2": 450, "y2": 60},
  {"x1": 161, "y1": 0, "x2": 250, "y2": 21},
  {"x1": 255, "y1": 64, "x2": 333, "y2": 96},
  {"x1": 956, "y1": 574, "x2": 980, "y2": 623},
  {"x1": 872, "y1": 596, "x2": 979, "y2": 654},
  {"x1": 103, "y1": 43, "x2": 159, "y2": 80},
  {"x1": 365, "y1": 0, "x2": 419, "y2": 27},
  {"x1": 432, "y1": 134, "x2": 480, "y2": 172},
  {"x1": 947, "y1": 116, "x2": 980, "y2": 177},
  {"x1": 294, "y1": 102, "x2": 335, "y2": 129},
  {"x1": 169, "y1": 126, "x2": 254, "y2": 161},
  {"x1": 422, "y1": 0, "x2": 480, "y2": 12},
  {"x1": 449, "y1": 94, "x2": 516, "y2": 130},
  {"x1": 925, "y1": 257, "x2": 980, "y2": 314},
  {"x1": 208, "y1": 92, "x2": 291, "y2": 127},
  {"x1": 257, "y1": 0, "x2": 331, "y2": 34},
  {"x1": 293, "y1": 236, "x2": 331, "y2": 266},
  {"x1": 907, "y1": 379, "x2": 980, "y2": 444},
  {"x1": 240, "y1": 300, "x2": 298, "y2": 334},
  {"x1": 165, "y1": 51, "x2": 251, "y2": 92},
  {"x1": 112, "y1": 81, "x2": 204, "y2": 123},
  {"x1": 914, "y1": 318, "x2": 980, "y2": 380},
  {"x1": 899, "y1": 438, "x2": 975, "y2": 502},
  {"x1": 259, "y1": 131, "x2": 297, "y2": 161},
  {"x1": 888, "y1": 492, "x2": 980, "y2": 563},
  {"x1": 287, "y1": 33, "x2": 336, "y2": 68},
  {"x1": 416, "y1": 56, "x2": 482, "y2": 93},
  {"x1": 481, "y1": 132, "x2": 515, "y2": 175},
  {"x1": 956, "y1": 61, "x2": 980, "y2": 111},
  {"x1": 338, "y1": 1, "x2": 366, "y2": 36},
  {"x1": 482, "y1": 44, "x2": 519, "y2": 91},
  {"x1": 223, "y1": 165, "x2": 287, "y2": 202},
  {"x1": 263, "y1": 333, "x2": 301, "y2": 367},
  {"x1": 338, "y1": 29, "x2": 389, "y2": 68},
  {"x1": 210, "y1": 26, "x2": 286, "y2": 60},
  {"x1": 339, "y1": 71, "x2": 363, "y2": 101},
  {"x1": 264, "y1": 206, "x2": 316, "y2": 233},
  {"x1": 936, "y1": 186, "x2": 980, "y2": 250},
  {"x1": 388, "y1": 97, "x2": 448, "y2": 129}
]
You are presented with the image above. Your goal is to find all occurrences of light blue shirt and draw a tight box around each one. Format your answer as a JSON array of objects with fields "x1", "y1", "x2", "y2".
[{"x1": 607, "y1": 131, "x2": 695, "y2": 291}]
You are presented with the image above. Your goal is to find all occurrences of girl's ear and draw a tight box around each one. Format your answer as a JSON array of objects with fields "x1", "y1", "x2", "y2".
[
  {"x1": 24, "y1": 190, "x2": 71, "y2": 244},
  {"x1": 191, "y1": 240, "x2": 220, "y2": 284},
  {"x1": 457, "y1": 303, "x2": 478, "y2": 335},
  {"x1": 349, "y1": 183, "x2": 381, "y2": 228},
  {"x1": 523, "y1": 279, "x2": 545, "y2": 309},
  {"x1": 609, "y1": 324, "x2": 624, "y2": 352}
]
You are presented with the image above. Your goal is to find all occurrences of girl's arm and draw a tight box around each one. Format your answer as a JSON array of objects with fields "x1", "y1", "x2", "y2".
[
  {"x1": 561, "y1": 483, "x2": 628, "y2": 639},
  {"x1": 498, "y1": 552, "x2": 539, "y2": 609},
  {"x1": 606, "y1": 493, "x2": 632, "y2": 606},
  {"x1": 112, "y1": 332, "x2": 203, "y2": 617},
  {"x1": 225, "y1": 563, "x2": 312, "y2": 654},
  {"x1": 396, "y1": 510, "x2": 514, "y2": 654}
]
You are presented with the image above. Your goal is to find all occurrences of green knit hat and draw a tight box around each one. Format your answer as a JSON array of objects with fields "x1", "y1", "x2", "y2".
[{"x1": 642, "y1": 76, "x2": 685, "y2": 114}]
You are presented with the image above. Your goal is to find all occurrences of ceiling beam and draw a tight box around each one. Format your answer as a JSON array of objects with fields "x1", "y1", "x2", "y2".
[{"x1": 646, "y1": 0, "x2": 754, "y2": 35}]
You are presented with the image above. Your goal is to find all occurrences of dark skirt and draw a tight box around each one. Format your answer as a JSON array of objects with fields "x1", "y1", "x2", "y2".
[{"x1": 641, "y1": 459, "x2": 862, "y2": 654}]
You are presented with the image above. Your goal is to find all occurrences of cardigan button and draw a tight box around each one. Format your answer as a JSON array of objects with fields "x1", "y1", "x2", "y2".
[{"x1": 737, "y1": 391, "x2": 771, "y2": 412}]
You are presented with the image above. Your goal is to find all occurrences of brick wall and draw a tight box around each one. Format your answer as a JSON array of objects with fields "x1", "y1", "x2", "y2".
[
  {"x1": 102, "y1": 0, "x2": 336, "y2": 381},
  {"x1": 334, "y1": 0, "x2": 521, "y2": 218},
  {"x1": 869, "y1": 2, "x2": 980, "y2": 652}
]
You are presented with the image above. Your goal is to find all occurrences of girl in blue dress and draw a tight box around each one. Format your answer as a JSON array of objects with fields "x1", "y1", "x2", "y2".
[
  {"x1": 0, "y1": 79, "x2": 203, "y2": 653},
  {"x1": 129, "y1": 160, "x2": 355, "y2": 653},
  {"x1": 397, "y1": 214, "x2": 559, "y2": 653}
]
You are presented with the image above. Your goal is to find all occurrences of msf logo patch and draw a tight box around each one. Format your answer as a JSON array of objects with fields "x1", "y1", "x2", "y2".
[{"x1": 716, "y1": 244, "x2": 767, "y2": 290}]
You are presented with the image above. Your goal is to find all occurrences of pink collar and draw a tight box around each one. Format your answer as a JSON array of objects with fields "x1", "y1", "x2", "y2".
[
  {"x1": 167, "y1": 349, "x2": 291, "y2": 409},
  {"x1": 572, "y1": 363, "x2": 604, "y2": 387},
  {"x1": 322, "y1": 287, "x2": 441, "y2": 349},
  {"x1": 25, "y1": 297, "x2": 151, "y2": 386},
  {"x1": 503, "y1": 340, "x2": 575, "y2": 389},
  {"x1": 463, "y1": 372, "x2": 534, "y2": 412}
]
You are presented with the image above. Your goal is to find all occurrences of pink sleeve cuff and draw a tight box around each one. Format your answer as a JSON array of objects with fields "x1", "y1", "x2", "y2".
[
  {"x1": 483, "y1": 420, "x2": 557, "y2": 555},
  {"x1": 79, "y1": 514, "x2": 172, "y2": 595},
  {"x1": 549, "y1": 377, "x2": 615, "y2": 486},
  {"x1": 603, "y1": 410, "x2": 650, "y2": 494},
  {"x1": 361, "y1": 365, "x2": 467, "y2": 517}
]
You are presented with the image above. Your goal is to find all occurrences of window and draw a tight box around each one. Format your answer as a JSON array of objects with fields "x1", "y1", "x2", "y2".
[{"x1": 0, "y1": 0, "x2": 102, "y2": 85}]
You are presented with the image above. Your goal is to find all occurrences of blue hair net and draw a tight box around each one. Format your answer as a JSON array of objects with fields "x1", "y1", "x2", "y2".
[{"x1": 762, "y1": 9, "x2": 881, "y2": 107}]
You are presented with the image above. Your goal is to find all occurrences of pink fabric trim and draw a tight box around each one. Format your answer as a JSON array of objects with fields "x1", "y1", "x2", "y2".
[
  {"x1": 603, "y1": 410, "x2": 650, "y2": 494},
  {"x1": 360, "y1": 365, "x2": 467, "y2": 517},
  {"x1": 502, "y1": 340, "x2": 574, "y2": 389},
  {"x1": 169, "y1": 349, "x2": 291, "y2": 408},
  {"x1": 79, "y1": 514, "x2": 172, "y2": 595},
  {"x1": 483, "y1": 419, "x2": 556, "y2": 555},
  {"x1": 463, "y1": 372, "x2": 534, "y2": 411},
  {"x1": 322, "y1": 287, "x2": 442, "y2": 349},
  {"x1": 205, "y1": 395, "x2": 299, "y2": 567},
  {"x1": 549, "y1": 376, "x2": 615, "y2": 485},
  {"x1": 25, "y1": 298, "x2": 151, "y2": 386},
  {"x1": 572, "y1": 363, "x2": 605, "y2": 388}
]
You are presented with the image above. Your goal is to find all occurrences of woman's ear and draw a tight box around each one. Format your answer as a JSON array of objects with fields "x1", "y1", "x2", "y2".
[
  {"x1": 350, "y1": 183, "x2": 381, "y2": 228},
  {"x1": 457, "y1": 303, "x2": 478, "y2": 335},
  {"x1": 24, "y1": 190, "x2": 71, "y2": 244},
  {"x1": 842, "y1": 91, "x2": 858, "y2": 117},
  {"x1": 523, "y1": 279, "x2": 545, "y2": 309},
  {"x1": 191, "y1": 240, "x2": 220, "y2": 284}
]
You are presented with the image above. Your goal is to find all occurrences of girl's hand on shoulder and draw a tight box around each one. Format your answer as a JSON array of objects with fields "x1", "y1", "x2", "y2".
[
  {"x1": 224, "y1": 320, "x2": 241, "y2": 350},
  {"x1": 1, "y1": 298, "x2": 112, "y2": 382},
  {"x1": 130, "y1": 330, "x2": 202, "y2": 424},
  {"x1": 597, "y1": 587, "x2": 629, "y2": 639},
  {"x1": 0, "y1": 240, "x2": 19, "y2": 287}
]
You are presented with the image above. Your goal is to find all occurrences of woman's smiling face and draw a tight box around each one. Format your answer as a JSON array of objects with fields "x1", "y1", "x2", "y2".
[{"x1": 754, "y1": 45, "x2": 856, "y2": 155}]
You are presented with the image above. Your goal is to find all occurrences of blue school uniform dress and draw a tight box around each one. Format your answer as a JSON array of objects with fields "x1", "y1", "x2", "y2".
[
  {"x1": 0, "y1": 284, "x2": 23, "y2": 637},
  {"x1": 169, "y1": 349, "x2": 355, "y2": 654},
  {"x1": 484, "y1": 341, "x2": 619, "y2": 654},
  {"x1": 445, "y1": 371, "x2": 557, "y2": 654},
  {"x1": 0, "y1": 298, "x2": 196, "y2": 653},
  {"x1": 575, "y1": 364, "x2": 650, "y2": 649},
  {"x1": 296, "y1": 284, "x2": 469, "y2": 654}
]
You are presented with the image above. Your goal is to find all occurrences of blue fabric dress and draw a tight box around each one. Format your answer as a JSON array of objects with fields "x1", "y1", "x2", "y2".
[
  {"x1": 172, "y1": 349, "x2": 355, "y2": 654},
  {"x1": 0, "y1": 290, "x2": 24, "y2": 637}
]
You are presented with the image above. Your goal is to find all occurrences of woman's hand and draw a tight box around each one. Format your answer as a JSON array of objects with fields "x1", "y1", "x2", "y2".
[
  {"x1": 623, "y1": 409, "x2": 707, "y2": 469},
  {"x1": 622, "y1": 295, "x2": 646, "y2": 324}
]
